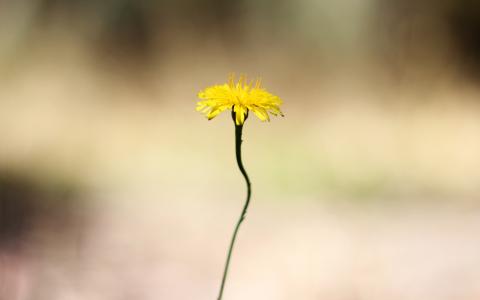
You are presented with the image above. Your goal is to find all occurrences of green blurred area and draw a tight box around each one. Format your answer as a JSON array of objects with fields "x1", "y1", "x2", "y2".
[{"x1": 1, "y1": 0, "x2": 480, "y2": 201}]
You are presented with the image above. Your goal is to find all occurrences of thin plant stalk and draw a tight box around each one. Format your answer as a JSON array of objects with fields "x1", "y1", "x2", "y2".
[{"x1": 217, "y1": 111, "x2": 252, "y2": 300}]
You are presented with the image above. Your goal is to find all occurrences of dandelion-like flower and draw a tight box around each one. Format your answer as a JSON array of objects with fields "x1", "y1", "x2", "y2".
[
  {"x1": 197, "y1": 74, "x2": 284, "y2": 125},
  {"x1": 197, "y1": 74, "x2": 283, "y2": 300}
]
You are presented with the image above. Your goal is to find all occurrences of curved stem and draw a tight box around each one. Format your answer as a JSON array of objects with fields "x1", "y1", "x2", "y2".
[{"x1": 217, "y1": 113, "x2": 252, "y2": 300}]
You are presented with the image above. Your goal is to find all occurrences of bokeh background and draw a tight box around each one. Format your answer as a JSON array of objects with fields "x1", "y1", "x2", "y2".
[{"x1": 1, "y1": 0, "x2": 480, "y2": 299}]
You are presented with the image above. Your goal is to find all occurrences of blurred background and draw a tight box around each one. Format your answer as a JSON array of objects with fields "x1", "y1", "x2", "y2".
[{"x1": 1, "y1": 0, "x2": 480, "y2": 299}]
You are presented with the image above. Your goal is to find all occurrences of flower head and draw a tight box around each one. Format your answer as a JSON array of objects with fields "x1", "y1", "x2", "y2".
[{"x1": 197, "y1": 74, "x2": 284, "y2": 125}]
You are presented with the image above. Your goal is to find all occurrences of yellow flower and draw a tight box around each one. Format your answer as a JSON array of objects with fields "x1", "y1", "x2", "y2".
[{"x1": 197, "y1": 74, "x2": 284, "y2": 125}]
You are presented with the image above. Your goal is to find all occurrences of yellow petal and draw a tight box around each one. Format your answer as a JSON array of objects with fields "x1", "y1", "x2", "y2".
[
  {"x1": 207, "y1": 104, "x2": 230, "y2": 120},
  {"x1": 250, "y1": 106, "x2": 270, "y2": 122},
  {"x1": 234, "y1": 104, "x2": 246, "y2": 125}
]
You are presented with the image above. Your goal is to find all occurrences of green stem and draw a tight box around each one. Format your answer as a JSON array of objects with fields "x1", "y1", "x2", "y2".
[{"x1": 217, "y1": 112, "x2": 252, "y2": 300}]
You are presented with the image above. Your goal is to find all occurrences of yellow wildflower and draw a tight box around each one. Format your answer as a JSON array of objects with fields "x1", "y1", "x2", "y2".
[{"x1": 197, "y1": 74, "x2": 284, "y2": 125}]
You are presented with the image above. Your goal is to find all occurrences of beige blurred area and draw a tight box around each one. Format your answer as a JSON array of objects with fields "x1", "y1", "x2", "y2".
[{"x1": 1, "y1": 0, "x2": 480, "y2": 299}]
